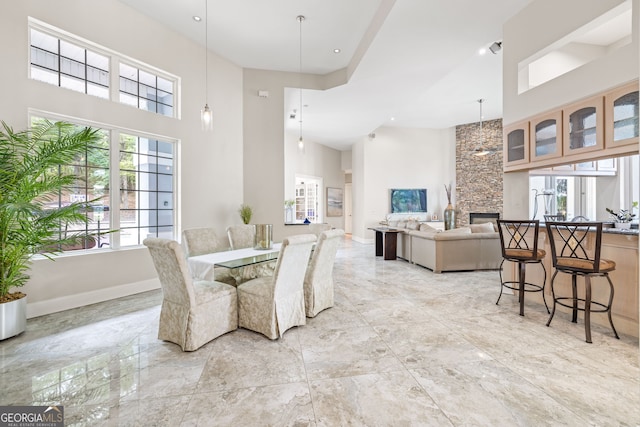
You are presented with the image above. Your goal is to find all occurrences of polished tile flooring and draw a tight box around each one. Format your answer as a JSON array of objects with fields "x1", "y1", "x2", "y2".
[{"x1": 1, "y1": 238, "x2": 639, "y2": 426}]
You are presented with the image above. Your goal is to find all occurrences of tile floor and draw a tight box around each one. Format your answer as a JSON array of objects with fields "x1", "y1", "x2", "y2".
[{"x1": 1, "y1": 237, "x2": 638, "y2": 426}]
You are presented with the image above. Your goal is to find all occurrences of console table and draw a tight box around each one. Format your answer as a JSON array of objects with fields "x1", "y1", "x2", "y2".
[{"x1": 368, "y1": 227, "x2": 403, "y2": 260}]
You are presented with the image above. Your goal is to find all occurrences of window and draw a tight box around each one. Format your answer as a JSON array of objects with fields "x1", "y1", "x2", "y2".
[
  {"x1": 119, "y1": 134, "x2": 175, "y2": 245},
  {"x1": 294, "y1": 175, "x2": 322, "y2": 223},
  {"x1": 30, "y1": 28, "x2": 110, "y2": 99},
  {"x1": 29, "y1": 18, "x2": 179, "y2": 118},
  {"x1": 119, "y1": 64, "x2": 174, "y2": 117},
  {"x1": 32, "y1": 115, "x2": 176, "y2": 251}
]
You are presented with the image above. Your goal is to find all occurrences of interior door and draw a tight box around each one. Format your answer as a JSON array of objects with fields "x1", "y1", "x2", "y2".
[{"x1": 344, "y1": 183, "x2": 352, "y2": 234}]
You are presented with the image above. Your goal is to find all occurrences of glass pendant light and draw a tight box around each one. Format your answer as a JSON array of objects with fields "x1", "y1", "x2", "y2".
[{"x1": 200, "y1": 0, "x2": 213, "y2": 131}]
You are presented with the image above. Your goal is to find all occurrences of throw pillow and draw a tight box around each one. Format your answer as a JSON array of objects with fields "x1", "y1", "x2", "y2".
[
  {"x1": 469, "y1": 222, "x2": 495, "y2": 233},
  {"x1": 419, "y1": 223, "x2": 436, "y2": 232},
  {"x1": 407, "y1": 220, "x2": 420, "y2": 230}
]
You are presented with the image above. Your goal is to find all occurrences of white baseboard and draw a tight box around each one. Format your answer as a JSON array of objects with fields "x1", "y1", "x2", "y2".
[
  {"x1": 352, "y1": 235, "x2": 373, "y2": 244},
  {"x1": 26, "y1": 279, "x2": 161, "y2": 318}
]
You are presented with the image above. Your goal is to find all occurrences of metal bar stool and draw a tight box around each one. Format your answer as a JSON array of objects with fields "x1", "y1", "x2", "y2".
[
  {"x1": 545, "y1": 221, "x2": 619, "y2": 343},
  {"x1": 496, "y1": 220, "x2": 549, "y2": 316}
]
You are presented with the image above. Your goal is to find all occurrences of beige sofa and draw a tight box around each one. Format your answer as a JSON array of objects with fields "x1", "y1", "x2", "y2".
[{"x1": 390, "y1": 220, "x2": 502, "y2": 273}]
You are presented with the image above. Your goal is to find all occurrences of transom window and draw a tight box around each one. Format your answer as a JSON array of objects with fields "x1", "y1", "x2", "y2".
[
  {"x1": 28, "y1": 18, "x2": 179, "y2": 119},
  {"x1": 119, "y1": 64, "x2": 174, "y2": 117},
  {"x1": 30, "y1": 28, "x2": 110, "y2": 99}
]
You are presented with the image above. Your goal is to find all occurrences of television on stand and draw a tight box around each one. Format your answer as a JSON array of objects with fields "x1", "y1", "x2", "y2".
[{"x1": 390, "y1": 188, "x2": 427, "y2": 214}]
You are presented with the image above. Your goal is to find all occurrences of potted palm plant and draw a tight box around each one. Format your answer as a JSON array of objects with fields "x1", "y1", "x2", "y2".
[{"x1": 0, "y1": 120, "x2": 103, "y2": 340}]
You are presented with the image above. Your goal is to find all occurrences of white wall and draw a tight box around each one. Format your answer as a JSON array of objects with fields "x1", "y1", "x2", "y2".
[
  {"x1": 351, "y1": 126, "x2": 456, "y2": 243},
  {"x1": 1, "y1": 0, "x2": 244, "y2": 317}
]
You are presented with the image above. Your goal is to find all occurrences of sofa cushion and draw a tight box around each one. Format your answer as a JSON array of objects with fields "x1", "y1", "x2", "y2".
[
  {"x1": 406, "y1": 220, "x2": 420, "y2": 230},
  {"x1": 470, "y1": 222, "x2": 495, "y2": 233},
  {"x1": 419, "y1": 223, "x2": 437, "y2": 232},
  {"x1": 440, "y1": 227, "x2": 471, "y2": 234}
]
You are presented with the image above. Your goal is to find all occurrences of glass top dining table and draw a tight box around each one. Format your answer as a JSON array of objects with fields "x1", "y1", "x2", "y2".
[{"x1": 187, "y1": 243, "x2": 282, "y2": 281}]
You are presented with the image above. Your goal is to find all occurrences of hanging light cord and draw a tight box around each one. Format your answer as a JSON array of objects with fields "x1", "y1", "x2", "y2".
[
  {"x1": 479, "y1": 98, "x2": 483, "y2": 147},
  {"x1": 298, "y1": 15, "x2": 304, "y2": 142},
  {"x1": 205, "y1": 0, "x2": 209, "y2": 99}
]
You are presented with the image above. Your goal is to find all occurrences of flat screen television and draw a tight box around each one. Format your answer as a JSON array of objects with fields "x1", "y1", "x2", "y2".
[{"x1": 390, "y1": 188, "x2": 427, "y2": 213}]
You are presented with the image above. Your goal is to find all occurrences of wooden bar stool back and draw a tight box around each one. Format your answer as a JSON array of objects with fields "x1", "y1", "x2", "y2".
[
  {"x1": 496, "y1": 220, "x2": 549, "y2": 316},
  {"x1": 544, "y1": 221, "x2": 619, "y2": 343}
]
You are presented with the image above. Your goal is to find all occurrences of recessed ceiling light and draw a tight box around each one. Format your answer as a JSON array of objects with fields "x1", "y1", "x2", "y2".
[
  {"x1": 390, "y1": 117, "x2": 396, "y2": 121},
  {"x1": 333, "y1": 48, "x2": 341, "y2": 54},
  {"x1": 478, "y1": 47, "x2": 487, "y2": 55},
  {"x1": 193, "y1": 16, "x2": 202, "y2": 22}
]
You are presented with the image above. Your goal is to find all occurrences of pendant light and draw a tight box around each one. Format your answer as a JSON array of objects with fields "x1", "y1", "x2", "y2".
[
  {"x1": 297, "y1": 15, "x2": 305, "y2": 152},
  {"x1": 473, "y1": 98, "x2": 491, "y2": 156},
  {"x1": 200, "y1": 0, "x2": 213, "y2": 131}
]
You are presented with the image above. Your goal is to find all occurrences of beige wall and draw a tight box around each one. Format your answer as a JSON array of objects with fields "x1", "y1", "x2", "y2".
[
  {"x1": 503, "y1": 0, "x2": 640, "y2": 219},
  {"x1": 2, "y1": 0, "x2": 244, "y2": 316}
]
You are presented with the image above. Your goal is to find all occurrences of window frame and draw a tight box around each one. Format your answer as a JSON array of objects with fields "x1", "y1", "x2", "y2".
[
  {"x1": 29, "y1": 109, "x2": 179, "y2": 253},
  {"x1": 28, "y1": 17, "x2": 181, "y2": 119}
]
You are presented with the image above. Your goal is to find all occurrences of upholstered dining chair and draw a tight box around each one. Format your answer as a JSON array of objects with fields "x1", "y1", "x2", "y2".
[
  {"x1": 182, "y1": 227, "x2": 234, "y2": 285},
  {"x1": 304, "y1": 228, "x2": 344, "y2": 317},
  {"x1": 143, "y1": 237, "x2": 238, "y2": 351},
  {"x1": 182, "y1": 227, "x2": 228, "y2": 256},
  {"x1": 226, "y1": 224, "x2": 256, "y2": 249},
  {"x1": 236, "y1": 234, "x2": 316, "y2": 339}
]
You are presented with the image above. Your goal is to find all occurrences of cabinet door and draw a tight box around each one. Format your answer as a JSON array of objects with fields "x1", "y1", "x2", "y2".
[
  {"x1": 503, "y1": 121, "x2": 529, "y2": 166},
  {"x1": 530, "y1": 111, "x2": 562, "y2": 162},
  {"x1": 605, "y1": 81, "x2": 639, "y2": 148},
  {"x1": 563, "y1": 95, "x2": 604, "y2": 155}
]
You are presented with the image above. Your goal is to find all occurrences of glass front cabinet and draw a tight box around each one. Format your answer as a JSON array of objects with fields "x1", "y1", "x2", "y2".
[
  {"x1": 503, "y1": 121, "x2": 529, "y2": 169},
  {"x1": 605, "y1": 81, "x2": 639, "y2": 149},
  {"x1": 529, "y1": 110, "x2": 562, "y2": 162},
  {"x1": 563, "y1": 95, "x2": 604, "y2": 156}
]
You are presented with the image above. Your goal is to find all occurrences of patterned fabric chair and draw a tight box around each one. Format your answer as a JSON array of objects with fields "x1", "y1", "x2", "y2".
[
  {"x1": 182, "y1": 227, "x2": 235, "y2": 285},
  {"x1": 226, "y1": 224, "x2": 256, "y2": 249},
  {"x1": 304, "y1": 229, "x2": 344, "y2": 317},
  {"x1": 237, "y1": 234, "x2": 316, "y2": 339},
  {"x1": 182, "y1": 227, "x2": 228, "y2": 256},
  {"x1": 143, "y1": 237, "x2": 238, "y2": 351}
]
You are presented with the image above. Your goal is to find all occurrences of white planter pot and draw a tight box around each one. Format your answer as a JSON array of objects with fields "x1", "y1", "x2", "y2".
[
  {"x1": 614, "y1": 222, "x2": 631, "y2": 229},
  {"x1": 0, "y1": 296, "x2": 27, "y2": 340}
]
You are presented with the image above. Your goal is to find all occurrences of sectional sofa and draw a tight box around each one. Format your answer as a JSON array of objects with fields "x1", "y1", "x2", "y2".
[{"x1": 389, "y1": 220, "x2": 502, "y2": 273}]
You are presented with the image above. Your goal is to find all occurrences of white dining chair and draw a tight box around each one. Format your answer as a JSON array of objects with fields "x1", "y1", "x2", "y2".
[
  {"x1": 236, "y1": 234, "x2": 316, "y2": 339},
  {"x1": 182, "y1": 227, "x2": 234, "y2": 285},
  {"x1": 143, "y1": 237, "x2": 238, "y2": 351},
  {"x1": 304, "y1": 229, "x2": 344, "y2": 317}
]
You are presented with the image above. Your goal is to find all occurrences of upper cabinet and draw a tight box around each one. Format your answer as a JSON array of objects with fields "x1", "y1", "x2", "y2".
[
  {"x1": 605, "y1": 81, "x2": 639, "y2": 149},
  {"x1": 530, "y1": 110, "x2": 562, "y2": 162},
  {"x1": 503, "y1": 121, "x2": 529, "y2": 167},
  {"x1": 563, "y1": 95, "x2": 604, "y2": 156}
]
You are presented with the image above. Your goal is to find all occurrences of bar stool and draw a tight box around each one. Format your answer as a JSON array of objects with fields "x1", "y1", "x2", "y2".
[
  {"x1": 545, "y1": 221, "x2": 619, "y2": 343},
  {"x1": 496, "y1": 220, "x2": 549, "y2": 316}
]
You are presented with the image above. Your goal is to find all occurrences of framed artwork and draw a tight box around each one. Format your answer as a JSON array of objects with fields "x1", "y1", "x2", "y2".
[{"x1": 326, "y1": 187, "x2": 343, "y2": 217}]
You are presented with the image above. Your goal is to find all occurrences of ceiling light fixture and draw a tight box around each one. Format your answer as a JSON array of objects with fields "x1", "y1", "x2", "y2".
[
  {"x1": 489, "y1": 41, "x2": 502, "y2": 54},
  {"x1": 333, "y1": 48, "x2": 341, "y2": 54},
  {"x1": 200, "y1": 0, "x2": 212, "y2": 131},
  {"x1": 297, "y1": 15, "x2": 305, "y2": 152},
  {"x1": 473, "y1": 99, "x2": 492, "y2": 156},
  {"x1": 193, "y1": 16, "x2": 201, "y2": 22}
]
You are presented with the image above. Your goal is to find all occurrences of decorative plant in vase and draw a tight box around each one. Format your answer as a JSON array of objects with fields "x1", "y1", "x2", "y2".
[
  {"x1": 606, "y1": 207, "x2": 636, "y2": 229},
  {"x1": 0, "y1": 120, "x2": 106, "y2": 340},
  {"x1": 238, "y1": 204, "x2": 253, "y2": 224},
  {"x1": 443, "y1": 184, "x2": 456, "y2": 230},
  {"x1": 284, "y1": 199, "x2": 295, "y2": 223}
]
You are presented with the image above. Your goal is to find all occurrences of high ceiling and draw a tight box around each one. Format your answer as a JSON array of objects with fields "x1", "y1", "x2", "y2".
[{"x1": 119, "y1": 0, "x2": 533, "y2": 150}]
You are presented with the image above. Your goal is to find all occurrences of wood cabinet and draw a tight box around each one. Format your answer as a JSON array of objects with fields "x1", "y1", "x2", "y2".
[
  {"x1": 563, "y1": 95, "x2": 604, "y2": 156},
  {"x1": 530, "y1": 111, "x2": 562, "y2": 162},
  {"x1": 605, "y1": 81, "x2": 639, "y2": 149},
  {"x1": 503, "y1": 121, "x2": 529, "y2": 167}
]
